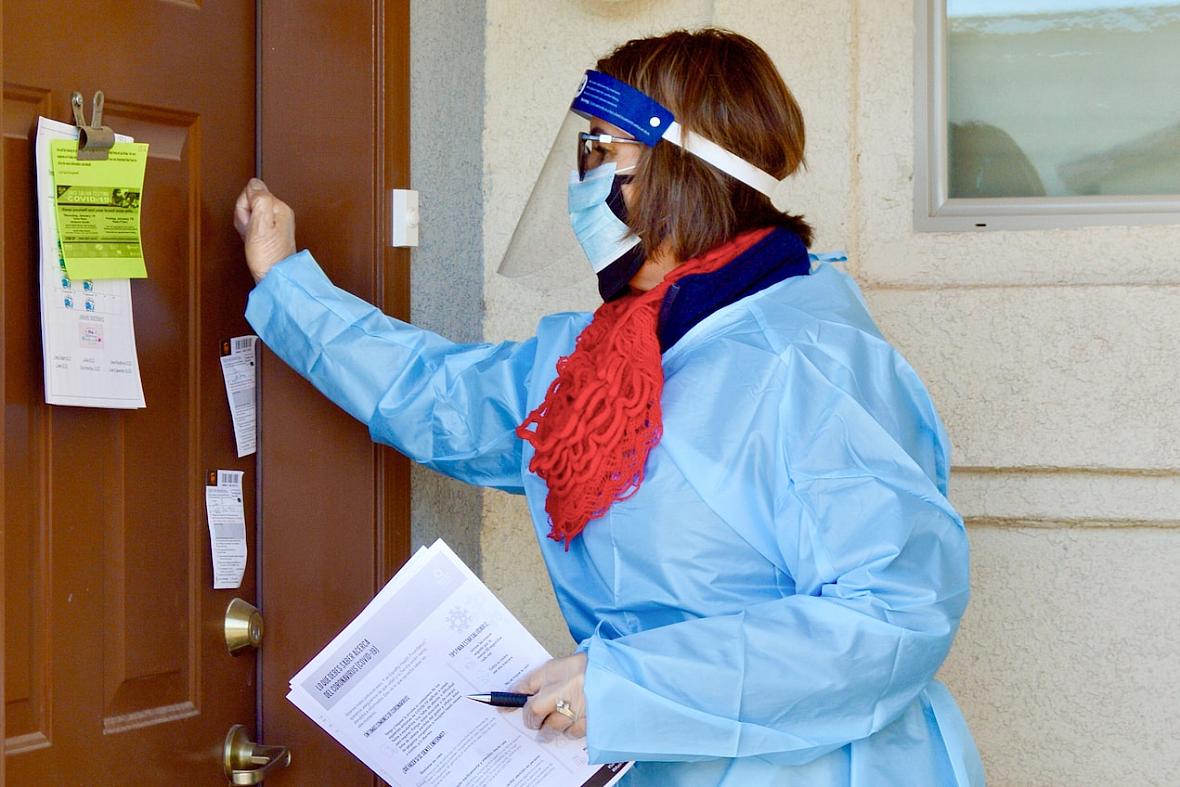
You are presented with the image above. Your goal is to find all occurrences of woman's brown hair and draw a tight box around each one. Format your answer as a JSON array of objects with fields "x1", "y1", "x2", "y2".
[{"x1": 597, "y1": 28, "x2": 813, "y2": 260}]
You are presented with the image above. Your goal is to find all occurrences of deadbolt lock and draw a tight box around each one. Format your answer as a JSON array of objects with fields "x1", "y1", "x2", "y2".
[{"x1": 224, "y1": 598, "x2": 264, "y2": 655}]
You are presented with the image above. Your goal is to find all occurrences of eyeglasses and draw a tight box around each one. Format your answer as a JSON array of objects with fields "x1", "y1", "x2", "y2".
[{"x1": 577, "y1": 132, "x2": 643, "y2": 180}]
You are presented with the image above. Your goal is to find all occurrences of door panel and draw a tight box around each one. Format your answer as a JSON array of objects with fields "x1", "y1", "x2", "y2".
[
  {"x1": 98, "y1": 102, "x2": 201, "y2": 729},
  {"x1": 3, "y1": 1, "x2": 255, "y2": 783}
]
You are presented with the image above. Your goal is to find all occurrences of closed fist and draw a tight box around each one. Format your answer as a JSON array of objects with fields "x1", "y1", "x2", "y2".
[{"x1": 234, "y1": 178, "x2": 296, "y2": 283}]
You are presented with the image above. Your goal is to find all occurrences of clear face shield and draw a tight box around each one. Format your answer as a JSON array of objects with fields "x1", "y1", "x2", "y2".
[{"x1": 496, "y1": 70, "x2": 791, "y2": 300}]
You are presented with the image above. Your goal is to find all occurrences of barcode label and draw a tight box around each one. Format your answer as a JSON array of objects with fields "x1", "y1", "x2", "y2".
[
  {"x1": 218, "y1": 471, "x2": 240, "y2": 487},
  {"x1": 231, "y1": 336, "x2": 255, "y2": 354}
]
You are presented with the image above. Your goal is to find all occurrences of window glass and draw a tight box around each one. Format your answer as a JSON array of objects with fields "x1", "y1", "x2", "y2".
[{"x1": 947, "y1": 0, "x2": 1180, "y2": 198}]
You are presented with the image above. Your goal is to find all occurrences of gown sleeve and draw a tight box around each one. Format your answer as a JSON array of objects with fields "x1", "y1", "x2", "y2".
[
  {"x1": 245, "y1": 250, "x2": 537, "y2": 493},
  {"x1": 580, "y1": 344, "x2": 971, "y2": 765}
]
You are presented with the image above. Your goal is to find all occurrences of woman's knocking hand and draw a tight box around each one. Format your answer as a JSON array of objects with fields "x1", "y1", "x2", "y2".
[
  {"x1": 233, "y1": 178, "x2": 296, "y2": 283},
  {"x1": 514, "y1": 652, "x2": 588, "y2": 738}
]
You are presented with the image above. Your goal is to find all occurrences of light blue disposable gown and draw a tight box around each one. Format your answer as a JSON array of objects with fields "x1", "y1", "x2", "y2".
[{"x1": 247, "y1": 250, "x2": 985, "y2": 786}]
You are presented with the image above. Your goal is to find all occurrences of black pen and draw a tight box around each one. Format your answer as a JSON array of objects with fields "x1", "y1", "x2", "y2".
[{"x1": 464, "y1": 691, "x2": 532, "y2": 708}]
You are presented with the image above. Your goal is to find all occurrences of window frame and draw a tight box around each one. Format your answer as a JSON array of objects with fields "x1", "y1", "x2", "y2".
[{"x1": 914, "y1": 0, "x2": 1180, "y2": 232}]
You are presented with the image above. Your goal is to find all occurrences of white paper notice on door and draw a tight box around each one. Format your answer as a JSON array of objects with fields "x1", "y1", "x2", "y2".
[
  {"x1": 35, "y1": 116, "x2": 146, "y2": 408},
  {"x1": 205, "y1": 470, "x2": 247, "y2": 589},
  {"x1": 220, "y1": 336, "x2": 258, "y2": 457},
  {"x1": 286, "y1": 539, "x2": 632, "y2": 787}
]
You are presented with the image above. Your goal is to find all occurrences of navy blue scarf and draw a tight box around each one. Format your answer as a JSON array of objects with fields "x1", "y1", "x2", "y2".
[{"x1": 656, "y1": 227, "x2": 811, "y2": 352}]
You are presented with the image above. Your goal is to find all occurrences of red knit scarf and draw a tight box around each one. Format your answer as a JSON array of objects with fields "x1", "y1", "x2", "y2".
[{"x1": 516, "y1": 227, "x2": 774, "y2": 546}]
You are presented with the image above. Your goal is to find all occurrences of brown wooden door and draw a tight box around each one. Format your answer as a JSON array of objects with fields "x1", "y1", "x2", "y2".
[
  {"x1": 2, "y1": 1, "x2": 257, "y2": 783},
  {"x1": 3, "y1": 1, "x2": 411, "y2": 785}
]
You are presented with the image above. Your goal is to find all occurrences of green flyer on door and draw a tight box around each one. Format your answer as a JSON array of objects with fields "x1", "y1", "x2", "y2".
[{"x1": 50, "y1": 140, "x2": 150, "y2": 279}]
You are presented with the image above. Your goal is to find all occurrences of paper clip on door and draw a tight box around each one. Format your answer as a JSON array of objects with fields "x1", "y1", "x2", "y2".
[{"x1": 71, "y1": 90, "x2": 114, "y2": 161}]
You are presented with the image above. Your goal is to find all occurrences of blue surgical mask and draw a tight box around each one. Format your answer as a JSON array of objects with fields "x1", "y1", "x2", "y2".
[{"x1": 568, "y1": 163, "x2": 645, "y2": 299}]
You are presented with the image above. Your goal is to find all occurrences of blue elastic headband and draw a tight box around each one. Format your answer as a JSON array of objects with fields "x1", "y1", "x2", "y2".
[
  {"x1": 569, "y1": 69, "x2": 785, "y2": 199},
  {"x1": 570, "y1": 70, "x2": 675, "y2": 147}
]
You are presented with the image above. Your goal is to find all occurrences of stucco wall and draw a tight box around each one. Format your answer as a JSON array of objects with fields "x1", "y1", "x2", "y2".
[
  {"x1": 411, "y1": 1, "x2": 1180, "y2": 783},
  {"x1": 409, "y1": 0, "x2": 486, "y2": 568}
]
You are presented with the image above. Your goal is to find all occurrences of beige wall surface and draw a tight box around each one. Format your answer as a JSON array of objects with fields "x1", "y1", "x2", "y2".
[
  {"x1": 412, "y1": 1, "x2": 1180, "y2": 784},
  {"x1": 409, "y1": 0, "x2": 486, "y2": 572}
]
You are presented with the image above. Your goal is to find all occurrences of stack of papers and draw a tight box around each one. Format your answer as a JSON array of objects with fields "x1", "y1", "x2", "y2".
[{"x1": 287, "y1": 540, "x2": 631, "y2": 786}]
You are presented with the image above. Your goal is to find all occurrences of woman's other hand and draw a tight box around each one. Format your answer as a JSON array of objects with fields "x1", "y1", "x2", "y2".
[
  {"x1": 234, "y1": 178, "x2": 296, "y2": 283},
  {"x1": 514, "y1": 652, "x2": 588, "y2": 738}
]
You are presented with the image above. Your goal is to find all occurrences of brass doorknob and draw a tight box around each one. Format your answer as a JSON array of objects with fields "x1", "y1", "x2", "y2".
[
  {"x1": 223, "y1": 724, "x2": 291, "y2": 785},
  {"x1": 224, "y1": 598, "x2": 264, "y2": 655}
]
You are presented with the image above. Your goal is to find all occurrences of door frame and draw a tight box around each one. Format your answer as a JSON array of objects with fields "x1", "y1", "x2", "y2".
[
  {"x1": 1, "y1": 1, "x2": 8, "y2": 781},
  {"x1": 255, "y1": 0, "x2": 412, "y2": 783},
  {"x1": 255, "y1": 0, "x2": 412, "y2": 624}
]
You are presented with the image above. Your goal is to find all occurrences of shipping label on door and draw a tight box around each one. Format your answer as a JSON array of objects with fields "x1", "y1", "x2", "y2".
[
  {"x1": 206, "y1": 470, "x2": 247, "y2": 589},
  {"x1": 220, "y1": 336, "x2": 258, "y2": 457}
]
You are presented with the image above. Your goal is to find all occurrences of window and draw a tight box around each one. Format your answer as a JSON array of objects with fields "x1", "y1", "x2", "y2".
[{"x1": 915, "y1": 0, "x2": 1180, "y2": 230}]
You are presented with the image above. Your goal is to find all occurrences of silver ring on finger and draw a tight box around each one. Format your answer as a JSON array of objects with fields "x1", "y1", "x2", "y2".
[{"x1": 554, "y1": 698, "x2": 578, "y2": 723}]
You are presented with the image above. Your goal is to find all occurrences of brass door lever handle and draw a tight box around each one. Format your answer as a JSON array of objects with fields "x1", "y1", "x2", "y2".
[{"x1": 223, "y1": 724, "x2": 291, "y2": 785}]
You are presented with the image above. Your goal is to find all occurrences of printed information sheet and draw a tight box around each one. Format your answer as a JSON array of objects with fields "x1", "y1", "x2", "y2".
[
  {"x1": 35, "y1": 117, "x2": 146, "y2": 408},
  {"x1": 287, "y1": 540, "x2": 631, "y2": 787}
]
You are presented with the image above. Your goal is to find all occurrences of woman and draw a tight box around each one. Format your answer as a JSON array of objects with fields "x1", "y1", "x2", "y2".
[{"x1": 236, "y1": 28, "x2": 983, "y2": 786}]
